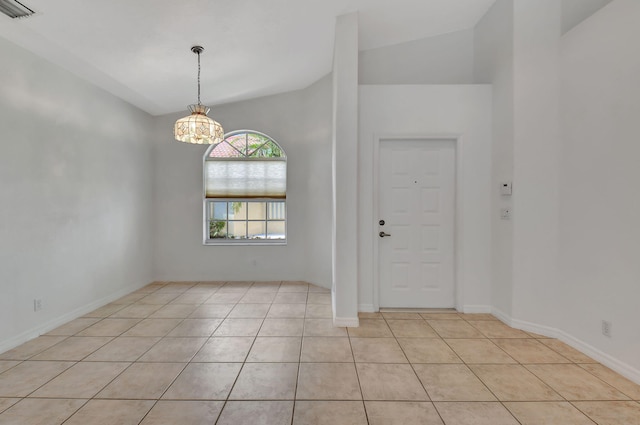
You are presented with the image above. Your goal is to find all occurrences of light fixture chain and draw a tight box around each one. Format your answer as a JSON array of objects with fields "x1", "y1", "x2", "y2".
[{"x1": 197, "y1": 50, "x2": 201, "y2": 105}]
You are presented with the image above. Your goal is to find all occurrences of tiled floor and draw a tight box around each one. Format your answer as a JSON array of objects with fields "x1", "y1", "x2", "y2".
[{"x1": 0, "y1": 281, "x2": 639, "y2": 424}]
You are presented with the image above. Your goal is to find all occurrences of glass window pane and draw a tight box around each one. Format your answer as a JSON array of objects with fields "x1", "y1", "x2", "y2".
[
  {"x1": 227, "y1": 221, "x2": 247, "y2": 239},
  {"x1": 268, "y1": 202, "x2": 286, "y2": 220},
  {"x1": 209, "y1": 220, "x2": 227, "y2": 239},
  {"x1": 228, "y1": 202, "x2": 246, "y2": 220},
  {"x1": 248, "y1": 202, "x2": 266, "y2": 220},
  {"x1": 211, "y1": 202, "x2": 227, "y2": 220},
  {"x1": 248, "y1": 222, "x2": 266, "y2": 240},
  {"x1": 267, "y1": 221, "x2": 286, "y2": 239}
]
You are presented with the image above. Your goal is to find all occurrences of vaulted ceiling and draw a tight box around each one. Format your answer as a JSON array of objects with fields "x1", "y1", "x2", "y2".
[{"x1": 0, "y1": 0, "x2": 495, "y2": 115}]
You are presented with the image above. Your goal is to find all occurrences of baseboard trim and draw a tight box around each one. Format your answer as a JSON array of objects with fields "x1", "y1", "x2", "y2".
[
  {"x1": 358, "y1": 304, "x2": 376, "y2": 313},
  {"x1": 462, "y1": 304, "x2": 493, "y2": 314},
  {"x1": 0, "y1": 281, "x2": 149, "y2": 355},
  {"x1": 333, "y1": 316, "x2": 359, "y2": 328},
  {"x1": 492, "y1": 308, "x2": 640, "y2": 385}
]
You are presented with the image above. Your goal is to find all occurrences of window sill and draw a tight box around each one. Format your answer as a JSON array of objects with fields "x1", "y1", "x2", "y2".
[{"x1": 203, "y1": 240, "x2": 287, "y2": 246}]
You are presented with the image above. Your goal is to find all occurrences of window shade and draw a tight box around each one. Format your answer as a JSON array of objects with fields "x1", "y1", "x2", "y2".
[{"x1": 205, "y1": 160, "x2": 286, "y2": 199}]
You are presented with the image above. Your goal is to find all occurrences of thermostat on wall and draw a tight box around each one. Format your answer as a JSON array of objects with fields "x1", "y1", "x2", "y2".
[{"x1": 500, "y1": 181, "x2": 512, "y2": 196}]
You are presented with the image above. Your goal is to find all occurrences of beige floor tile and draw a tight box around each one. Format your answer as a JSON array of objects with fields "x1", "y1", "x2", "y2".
[
  {"x1": 163, "y1": 363, "x2": 241, "y2": 400},
  {"x1": 580, "y1": 364, "x2": 640, "y2": 400},
  {"x1": 572, "y1": 401, "x2": 640, "y2": 425},
  {"x1": 239, "y1": 292, "x2": 277, "y2": 304},
  {"x1": 365, "y1": 401, "x2": 444, "y2": 425},
  {"x1": 76, "y1": 318, "x2": 141, "y2": 336},
  {"x1": 347, "y1": 319, "x2": 393, "y2": 338},
  {"x1": 0, "y1": 398, "x2": 20, "y2": 414},
  {"x1": 304, "y1": 319, "x2": 348, "y2": 337},
  {"x1": 382, "y1": 312, "x2": 423, "y2": 320},
  {"x1": 189, "y1": 304, "x2": 235, "y2": 319},
  {"x1": 446, "y1": 339, "x2": 516, "y2": 364},
  {"x1": 192, "y1": 337, "x2": 254, "y2": 362},
  {"x1": 138, "y1": 292, "x2": 180, "y2": 305},
  {"x1": 149, "y1": 304, "x2": 198, "y2": 319},
  {"x1": 307, "y1": 293, "x2": 331, "y2": 305},
  {"x1": 427, "y1": 320, "x2": 485, "y2": 338},
  {"x1": 293, "y1": 401, "x2": 367, "y2": 425},
  {"x1": 387, "y1": 320, "x2": 439, "y2": 338},
  {"x1": 46, "y1": 318, "x2": 100, "y2": 336},
  {"x1": 84, "y1": 336, "x2": 161, "y2": 361},
  {"x1": 420, "y1": 313, "x2": 461, "y2": 320},
  {"x1": 97, "y1": 362, "x2": 184, "y2": 399},
  {"x1": 350, "y1": 338, "x2": 407, "y2": 363},
  {"x1": 434, "y1": 402, "x2": 520, "y2": 425},
  {"x1": 468, "y1": 320, "x2": 530, "y2": 338},
  {"x1": 278, "y1": 282, "x2": 309, "y2": 293},
  {"x1": 413, "y1": 364, "x2": 496, "y2": 401},
  {"x1": 297, "y1": 363, "x2": 362, "y2": 400},
  {"x1": 249, "y1": 281, "x2": 282, "y2": 292},
  {"x1": 231, "y1": 363, "x2": 298, "y2": 400},
  {"x1": 470, "y1": 364, "x2": 562, "y2": 401},
  {"x1": 493, "y1": 339, "x2": 571, "y2": 363},
  {"x1": 213, "y1": 319, "x2": 263, "y2": 336},
  {"x1": 122, "y1": 318, "x2": 182, "y2": 337},
  {"x1": 539, "y1": 339, "x2": 597, "y2": 363},
  {"x1": 31, "y1": 337, "x2": 113, "y2": 361},
  {"x1": 358, "y1": 312, "x2": 383, "y2": 319},
  {"x1": 273, "y1": 292, "x2": 308, "y2": 304},
  {"x1": 526, "y1": 364, "x2": 628, "y2": 400},
  {"x1": 268, "y1": 304, "x2": 307, "y2": 318},
  {"x1": 169, "y1": 292, "x2": 213, "y2": 304},
  {"x1": 228, "y1": 303, "x2": 271, "y2": 318},
  {"x1": 205, "y1": 292, "x2": 244, "y2": 304},
  {"x1": 357, "y1": 363, "x2": 428, "y2": 401},
  {"x1": 259, "y1": 319, "x2": 304, "y2": 336},
  {"x1": 83, "y1": 303, "x2": 127, "y2": 318},
  {"x1": 247, "y1": 337, "x2": 302, "y2": 362},
  {"x1": 113, "y1": 292, "x2": 148, "y2": 304},
  {"x1": 217, "y1": 401, "x2": 293, "y2": 425},
  {"x1": 397, "y1": 338, "x2": 462, "y2": 364},
  {"x1": 220, "y1": 282, "x2": 253, "y2": 292},
  {"x1": 0, "y1": 361, "x2": 73, "y2": 397},
  {"x1": 109, "y1": 304, "x2": 162, "y2": 318},
  {"x1": 64, "y1": 399, "x2": 154, "y2": 425},
  {"x1": 0, "y1": 398, "x2": 86, "y2": 425},
  {"x1": 138, "y1": 337, "x2": 206, "y2": 362},
  {"x1": 167, "y1": 319, "x2": 222, "y2": 337},
  {"x1": 301, "y1": 337, "x2": 353, "y2": 362},
  {"x1": 504, "y1": 401, "x2": 595, "y2": 425},
  {"x1": 0, "y1": 361, "x2": 19, "y2": 374},
  {"x1": 305, "y1": 304, "x2": 333, "y2": 318},
  {"x1": 308, "y1": 284, "x2": 330, "y2": 293},
  {"x1": 0, "y1": 336, "x2": 67, "y2": 360},
  {"x1": 140, "y1": 400, "x2": 224, "y2": 425},
  {"x1": 31, "y1": 361, "x2": 129, "y2": 398}
]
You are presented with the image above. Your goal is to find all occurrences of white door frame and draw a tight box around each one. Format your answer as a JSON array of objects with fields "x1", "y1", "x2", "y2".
[{"x1": 372, "y1": 134, "x2": 465, "y2": 312}]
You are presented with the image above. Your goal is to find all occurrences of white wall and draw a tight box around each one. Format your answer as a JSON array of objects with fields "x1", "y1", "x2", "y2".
[
  {"x1": 0, "y1": 36, "x2": 154, "y2": 351},
  {"x1": 558, "y1": 0, "x2": 640, "y2": 377},
  {"x1": 331, "y1": 13, "x2": 360, "y2": 325},
  {"x1": 561, "y1": 0, "x2": 613, "y2": 34},
  {"x1": 359, "y1": 29, "x2": 475, "y2": 85},
  {"x1": 474, "y1": 0, "x2": 515, "y2": 318},
  {"x1": 152, "y1": 76, "x2": 333, "y2": 287},
  {"x1": 358, "y1": 85, "x2": 493, "y2": 313}
]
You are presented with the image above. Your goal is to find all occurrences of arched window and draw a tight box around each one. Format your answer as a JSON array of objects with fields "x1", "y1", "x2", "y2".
[{"x1": 203, "y1": 130, "x2": 287, "y2": 244}]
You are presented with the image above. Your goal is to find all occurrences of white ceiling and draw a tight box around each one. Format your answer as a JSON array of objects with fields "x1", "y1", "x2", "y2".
[{"x1": 0, "y1": 0, "x2": 495, "y2": 116}]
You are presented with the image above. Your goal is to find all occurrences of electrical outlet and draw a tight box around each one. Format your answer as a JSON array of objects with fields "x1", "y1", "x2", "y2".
[
  {"x1": 500, "y1": 208, "x2": 511, "y2": 220},
  {"x1": 602, "y1": 320, "x2": 612, "y2": 337},
  {"x1": 33, "y1": 299, "x2": 43, "y2": 312}
]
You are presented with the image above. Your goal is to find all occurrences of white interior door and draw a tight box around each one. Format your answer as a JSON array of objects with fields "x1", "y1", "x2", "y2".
[{"x1": 378, "y1": 139, "x2": 456, "y2": 308}]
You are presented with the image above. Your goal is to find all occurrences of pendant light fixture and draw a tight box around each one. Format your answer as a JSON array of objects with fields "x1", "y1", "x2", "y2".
[{"x1": 174, "y1": 46, "x2": 224, "y2": 144}]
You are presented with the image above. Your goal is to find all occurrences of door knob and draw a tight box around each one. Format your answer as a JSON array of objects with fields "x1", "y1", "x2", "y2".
[{"x1": 379, "y1": 232, "x2": 391, "y2": 238}]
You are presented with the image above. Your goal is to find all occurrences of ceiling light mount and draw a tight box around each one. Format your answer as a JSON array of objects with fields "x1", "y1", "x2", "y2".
[{"x1": 174, "y1": 45, "x2": 224, "y2": 145}]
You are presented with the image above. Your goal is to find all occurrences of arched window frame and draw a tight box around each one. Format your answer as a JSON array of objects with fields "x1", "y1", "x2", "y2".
[{"x1": 202, "y1": 130, "x2": 287, "y2": 245}]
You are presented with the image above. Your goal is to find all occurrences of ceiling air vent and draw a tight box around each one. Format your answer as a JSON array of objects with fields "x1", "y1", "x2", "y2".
[{"x1": 0, "y1": 0, "x2": 35, "y2": 19}]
